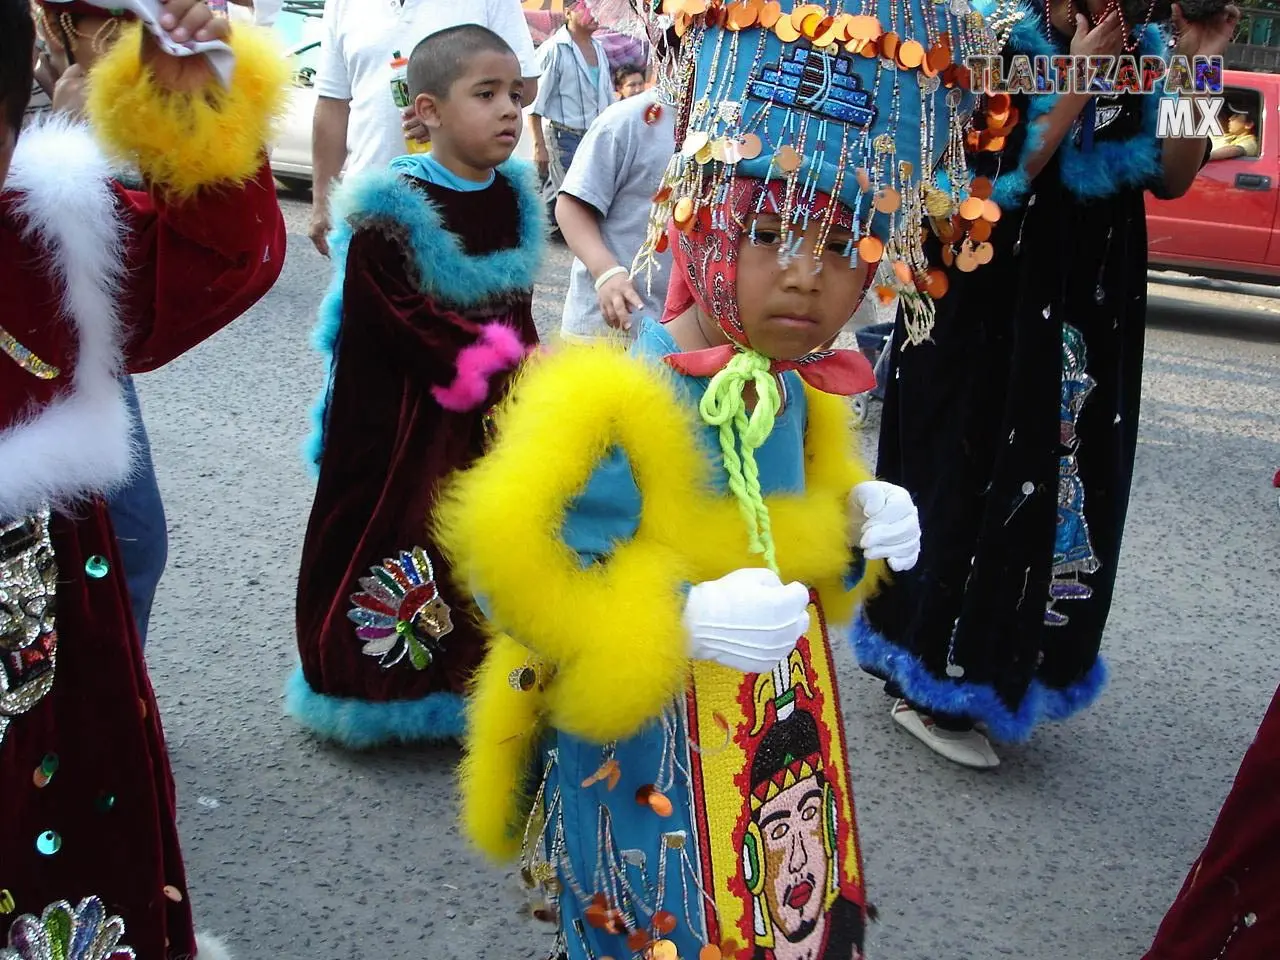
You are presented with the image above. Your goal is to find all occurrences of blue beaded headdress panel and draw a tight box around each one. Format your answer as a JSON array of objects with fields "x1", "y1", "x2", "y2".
[{"x1": 644, "y1": 0, "x2": 999, "y2": 340}]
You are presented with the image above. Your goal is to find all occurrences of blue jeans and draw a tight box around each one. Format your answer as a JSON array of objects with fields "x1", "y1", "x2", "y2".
[{"x1": 107, "y1": 377, "x2": 168, "y2": 645}]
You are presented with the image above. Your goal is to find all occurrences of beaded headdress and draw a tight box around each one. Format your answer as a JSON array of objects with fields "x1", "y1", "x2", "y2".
[
  {"x1": 34, "y1": 0, "x2": 133, "y2": 19},
  {"x1": 634, "y1": 0, "x2": 1001, "y2": 346}
]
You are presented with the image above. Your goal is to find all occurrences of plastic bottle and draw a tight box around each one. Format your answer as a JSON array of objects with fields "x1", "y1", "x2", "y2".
[{"x1": 390, "y1": 50, "x2": 431, "y2": 155}]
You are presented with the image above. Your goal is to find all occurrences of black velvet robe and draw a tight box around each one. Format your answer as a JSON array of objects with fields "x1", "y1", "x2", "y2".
[
  {"x1": 852, "y1": 22, "x2": 1200, "y2": 741},
  {"x1": 293, "y1": 173, "x2": 540, "y2": 744}
]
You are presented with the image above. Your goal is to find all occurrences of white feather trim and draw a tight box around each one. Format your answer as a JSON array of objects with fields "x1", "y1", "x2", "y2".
[
  {"x1": 0, "y1": 115, "x2": 133, "y2": 520},
  {"x1": 195, "y1": 933, "x2": 234, "y2": 960}
]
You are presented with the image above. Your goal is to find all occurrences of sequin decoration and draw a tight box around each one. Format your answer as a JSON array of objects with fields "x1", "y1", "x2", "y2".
[
  {"x1": 83, "y1": 557, "x2": 109, "y2": 580},
  {"x1": 347, "y1": 547, "x2": 454, "y2": 670},
  {"x1": 0, "y1": 326, "x2": 60, "y2": 380},
  {"x1": 0, "y1": 891, "x2": 14, "y2": 915},
  {"x1": 32, "y1": 754, "x2": 58, "y2": 789},
  {"x1": 35, "y1": 831, "x2": 61, "y2": 856},
  {"x1": 0, "y1": 895, "x2": 137, "y2": 959},
  {"x1": 1045, "y1": 324, "x2": 1100, "y2": 627},
  {"x1": 0, "y1": 508, "x2": 59, "y2": 749},
  {"x1": 94, "y1": 794, "x2": 115, "y2": 813}
]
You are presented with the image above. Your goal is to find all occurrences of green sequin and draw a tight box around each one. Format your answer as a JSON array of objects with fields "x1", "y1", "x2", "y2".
[{"x1": 84, "y1": 556, "x2": 110, "y2": 579}]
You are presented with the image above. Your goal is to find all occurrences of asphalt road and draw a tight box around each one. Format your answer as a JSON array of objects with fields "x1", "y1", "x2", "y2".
[{"x1": 135, "y1": 193, "x2": 1280, "y2": 960}]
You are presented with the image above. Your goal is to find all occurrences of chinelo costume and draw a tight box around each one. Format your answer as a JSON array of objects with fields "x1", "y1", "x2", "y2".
[
  {"x1": 437, "y1": 1, "x2": 997, "y2": 957},
  {"x1": 852, "y1": 0, "x2": 1201, "y2": 750},
  {"x1": 0, "y1": 6, "x2": 288, "y2": 958}
]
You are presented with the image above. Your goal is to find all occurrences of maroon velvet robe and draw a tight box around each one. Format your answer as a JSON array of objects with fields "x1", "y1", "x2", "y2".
[
  {"x1": 292, "y1": 170, "x2": 541, "y2": 746},
  {"x1": 1144, "y1": 686, "x2": 1280, "y2": 960},
  {"x1": 0, "y1": 122, "x2": 284, "y2": 959}
]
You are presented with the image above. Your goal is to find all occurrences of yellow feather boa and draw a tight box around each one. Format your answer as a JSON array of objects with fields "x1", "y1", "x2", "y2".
[
  {"x1": 87, "y1": 23, "x2": 290, "y2": 200},
  {"x1": 436, "y1": 344, "x2": 885, "y2": 859}
]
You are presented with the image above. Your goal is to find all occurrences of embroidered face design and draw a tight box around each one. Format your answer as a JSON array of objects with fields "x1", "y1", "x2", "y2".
[
  {"x1": 759, "y1": 773, "x2": 830, "y2": 944},
  {"x1": 413, "y1": 595, "x2": 453, "y2": 639}
]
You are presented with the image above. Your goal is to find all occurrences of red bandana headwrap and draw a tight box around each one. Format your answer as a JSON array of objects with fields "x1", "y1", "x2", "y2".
[{"x1": 660, "y1": 178, "x2": 877, "y2": 397}]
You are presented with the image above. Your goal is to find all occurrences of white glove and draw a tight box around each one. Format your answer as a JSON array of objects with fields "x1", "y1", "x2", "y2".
[
  {"x1": 683, "y1": 568, "x2": 811, "y2": 675},
  {"x1": 852, "y1": 481, "x2": 921, "y2": 572}
]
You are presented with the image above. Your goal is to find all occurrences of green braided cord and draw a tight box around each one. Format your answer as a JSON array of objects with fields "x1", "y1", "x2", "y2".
[{"x1": 699, "y1": 350, "x2": 783, "y2": 574}]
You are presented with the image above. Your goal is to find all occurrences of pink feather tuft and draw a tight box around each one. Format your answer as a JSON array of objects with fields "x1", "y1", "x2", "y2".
[{"x1": 432, "y1": 323, "x2": 528, "y2": 412}]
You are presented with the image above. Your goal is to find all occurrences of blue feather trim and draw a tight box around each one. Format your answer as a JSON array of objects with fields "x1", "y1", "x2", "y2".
[
  {"x1": 849, "y1": 614, "x2": 1108, "y2": 743},
  {"x1": 283, "y1": 666, "x2": 467, "y2": 748},
  {"x1": 972, "y1": 0, "x2": 1171, "y2": 207},
  {"x1": 301, "y1": 159, "x2": 547, "y2": 474}
]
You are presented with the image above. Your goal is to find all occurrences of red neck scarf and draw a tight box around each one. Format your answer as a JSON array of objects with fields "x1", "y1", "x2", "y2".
[{"x1": 660, "y1": 178, "x2": 877, "y2": 397}]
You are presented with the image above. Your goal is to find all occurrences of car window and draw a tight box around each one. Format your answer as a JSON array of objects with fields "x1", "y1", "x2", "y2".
[{"x1": 1219, "y1": 85, "x2": 1263, "y2": 162}]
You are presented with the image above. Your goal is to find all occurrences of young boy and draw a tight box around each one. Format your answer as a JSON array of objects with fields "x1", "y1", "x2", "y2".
[
  {"x1": 436, "y1": 1, "x2": 980, "y2": 956},
  {"x1": 612, "y1": 62, "x2": 645, "y2": 99},
  {"x1": 555, "y1": 59, "x2": 675, "y2": 341},
  {"x1": 290, "y1": 25, "x2": 542, "y2": 748},
  {"x1": 0, "y1": 0, "x2": 287, "y2": 955}
]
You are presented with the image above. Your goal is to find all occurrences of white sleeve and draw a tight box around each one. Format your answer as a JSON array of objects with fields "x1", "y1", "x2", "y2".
[
  {"x1": 313, "y1": 0, "x2": 352, "y2": 101},
  {"x1": 487, "y1": 0, "x2": 540, "y2": 77}
]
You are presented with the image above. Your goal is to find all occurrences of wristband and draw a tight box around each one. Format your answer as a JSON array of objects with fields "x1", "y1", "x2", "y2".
[{"x1": 593, "y1": 265, "x2": 629, "y2": 291}]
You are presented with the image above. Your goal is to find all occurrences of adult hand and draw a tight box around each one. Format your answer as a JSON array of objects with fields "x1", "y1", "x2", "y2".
[
  {"x1": 309, "y1": 207, "x2": 331, "y2": 257},
  {"x1": 596, "y1": 271, "x2": 644, "y2": 331},
  {"x1": 533, "y1": 142, "x2": 550, "y2": 182},
  {"x1": 51, "y1": 64, "x2": 88, "y2": 119},
  {"x1": 851, "y1": 480, "x2": 921, "y2": 572},
  {"x1": 145, "y1": 0, "x2": 229, "y2": 94},
  {"x1": 402, "y1": 105, "x2": 430, "y2": 145},
  {"x1": 684, "y1": 568, "x2": 810, "y2": 675},
  {"x1": 1173, "y1": 2, "x2": 1241, "y2": 59},
  {"x1": 1070, "y1": 9, "x2": 1123, "y2": 59}
]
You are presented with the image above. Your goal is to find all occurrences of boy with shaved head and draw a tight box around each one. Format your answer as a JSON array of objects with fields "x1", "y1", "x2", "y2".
[{"x1": 291, "y1": 24, "x2": 542, "y2": 749}]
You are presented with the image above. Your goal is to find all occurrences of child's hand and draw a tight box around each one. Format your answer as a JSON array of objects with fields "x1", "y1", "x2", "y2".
[
  {"x1": 142, "y1": 0, "x2": 229, "y2": 94},
  {"x1": 850, "y1": 481, "x2": 920, "y2": 572},
  {"x1": 596, "y1": 271, "x2": 644, "y2": 331},
  {"x1": 683, "y1": 568, "x2": 810, "y2": 674}
]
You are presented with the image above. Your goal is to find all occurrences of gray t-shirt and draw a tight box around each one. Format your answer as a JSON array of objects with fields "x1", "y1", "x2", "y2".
[{"x1": 559, "y1": 90, "x2": 675, "y2": 340}]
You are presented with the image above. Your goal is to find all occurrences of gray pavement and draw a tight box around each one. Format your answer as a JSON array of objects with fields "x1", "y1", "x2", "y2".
[{"x1": 136, "y1": 194, "x2": 1280, "y2": 960}]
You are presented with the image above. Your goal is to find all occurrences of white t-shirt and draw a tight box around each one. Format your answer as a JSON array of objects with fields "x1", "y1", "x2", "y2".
[{"x1": 315, "y1": 0, "x2": 538, "y2": 177}]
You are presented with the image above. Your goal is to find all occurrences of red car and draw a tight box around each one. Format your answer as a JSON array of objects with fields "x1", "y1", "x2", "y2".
[{"x1": 1147, "y1": 69, "x2": 1280, "y2": 283}]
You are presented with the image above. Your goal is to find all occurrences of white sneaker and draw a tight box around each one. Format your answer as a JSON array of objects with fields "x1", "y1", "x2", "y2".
[{"x1": 890, "y1": 700, "x2": 1000, "y2": 769}]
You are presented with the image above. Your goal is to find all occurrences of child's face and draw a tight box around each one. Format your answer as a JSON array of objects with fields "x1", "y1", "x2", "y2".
[
  {"x1": 416, "y1": 50, "x2": 525, "y2": 171},
  {"x1": 734, "y1": 213, "x2": 869, "y2": 361},
  {"x1": 617, "y1": 71, "x2": 644, "y2": 98}
]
